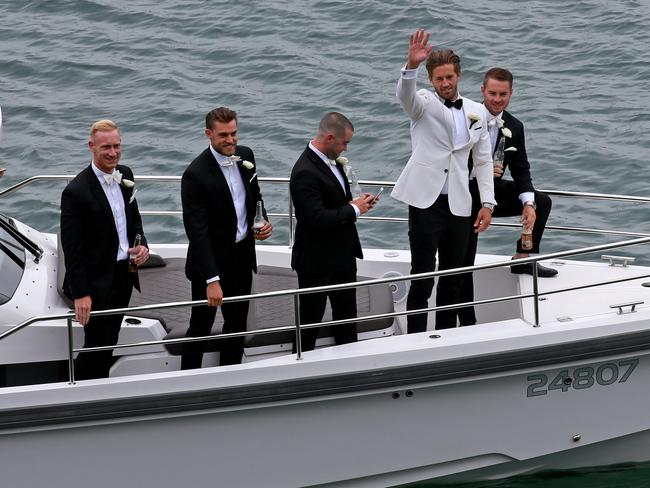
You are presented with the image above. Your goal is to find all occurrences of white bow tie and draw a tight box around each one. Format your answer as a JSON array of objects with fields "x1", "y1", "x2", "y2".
[
  {"x1": 488, "y1": 117, "x2": 504, "y2": 128},
  {"x1": 103, "y1": 170, "x2": 123, "y2": 186},
  {"x1": 220, "y1": 155, "x2": 240, "y2": 167}
]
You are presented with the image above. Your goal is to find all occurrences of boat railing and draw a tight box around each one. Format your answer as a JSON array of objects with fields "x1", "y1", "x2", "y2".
[
  {"x1": 1, "y1": 175, "x2": 650, "y2": 385},
  {"x1": 1, "y1": 233, "x2": 649, "y2": 385},
  {"x1": 2, "y1": 175, "x2": 650, "y2": 244}
]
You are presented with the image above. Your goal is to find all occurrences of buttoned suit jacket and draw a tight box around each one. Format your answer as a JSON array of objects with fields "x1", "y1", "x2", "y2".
[
  {"x1": 290, "y1": 145, "x2": 363, "y2": 274},
  {"x1": 181, "y1": 145, "x2": 263, "y2": 283},
  {"x1": 60, "y1": 164, "x2": 145, "y2": 304},
  {"x1": 391, "y1": 73, "x2": 495, "y2": 216}
]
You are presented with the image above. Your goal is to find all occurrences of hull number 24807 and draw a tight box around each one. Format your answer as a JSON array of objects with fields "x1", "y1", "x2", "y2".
[{"x1": 526, "y1": 358, "x2": 639, "y2": 397}]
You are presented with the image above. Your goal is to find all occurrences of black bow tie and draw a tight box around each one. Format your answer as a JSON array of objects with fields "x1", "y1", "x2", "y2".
[{"x1": 444, "y1": 98, "x2": 463, "y2": 110}]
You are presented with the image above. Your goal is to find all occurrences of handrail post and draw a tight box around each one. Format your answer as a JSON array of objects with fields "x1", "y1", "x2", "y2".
[
  {"x1": 66, "y1": 317, "x2": 76, "y2": 384},
  {"x1": 288, "y1": 195, "x2": 294, "y2": 248},
  {"x1": 532, "y1": 262, "x2": 540, "y2": 327},
  {"x1": 294, "y1": 294, "x2": 302, "y2": 360}
]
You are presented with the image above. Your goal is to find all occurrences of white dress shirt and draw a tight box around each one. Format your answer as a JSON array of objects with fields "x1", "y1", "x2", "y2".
[
  {"x1": 487, "y1": 110, "x2": 534, "y2": 205},
  {"x1": 206, "y1": 145, "x2": 249, "y2": 284},
  {"x1": 309, "y1": 142, "x2": 360, "y2": 217},
  {"x1": 91, "y1": 162, "x2": 129, "y2": 261}
]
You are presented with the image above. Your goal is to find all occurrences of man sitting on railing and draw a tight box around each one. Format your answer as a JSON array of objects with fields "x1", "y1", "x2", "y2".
[{"x1": 458, "y1": 67, "x2": 557, "y2": 326}]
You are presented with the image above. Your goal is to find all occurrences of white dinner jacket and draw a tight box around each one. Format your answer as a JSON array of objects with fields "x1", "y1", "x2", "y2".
[{"x1": 391, "y1": 70, "x2": 495, "y2": 216}]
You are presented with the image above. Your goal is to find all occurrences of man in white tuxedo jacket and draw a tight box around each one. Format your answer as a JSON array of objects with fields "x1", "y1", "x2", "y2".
[{"x1": 392, "y1": 29, "x2": 496, "y2": 332}]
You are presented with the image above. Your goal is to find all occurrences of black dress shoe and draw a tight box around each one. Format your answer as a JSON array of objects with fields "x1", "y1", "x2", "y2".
[{"x1": 510, "y1": 262, "x2": 558, "y2": 278}]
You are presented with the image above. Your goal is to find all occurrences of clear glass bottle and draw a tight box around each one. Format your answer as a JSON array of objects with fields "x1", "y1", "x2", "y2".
[
  {"x1": 349, "y1": 166, "x2": 363, "y2": 198},
  {"x1": 493, "y1": 136, "x2": 505, "y2": 174},
  {"x1": 129, "y1": 233, "x2": 141, "y2": 272},
  {"x1": 253, "y1": 201, "x2": 267, "y2": 234}
]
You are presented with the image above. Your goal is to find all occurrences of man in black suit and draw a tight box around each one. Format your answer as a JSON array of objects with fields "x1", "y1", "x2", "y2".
[
  {"x1": 290, "y1": 112, "x2": 375, "y2": 352},
  {"x1": 181, "y1": 107, "x2": 272, "y2": 369},
  {"x1": 458, "y1": 68, "x2": 556, "y2": 326},
  {"x1": 61, "y1": 119, "x2": 149, "y2": 380}
]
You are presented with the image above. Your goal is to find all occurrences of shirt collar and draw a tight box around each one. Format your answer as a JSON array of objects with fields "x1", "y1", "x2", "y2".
[
  {"x1": 435, "y1": 91, "x2": 462, "y2": 105},
  {"x1": 91, "y1": 161, "x2": 113, "y2": 178},
  {"x1": 209, "y1": 144, "x2": 237, "y2": 167},
  {"x1": 485, "y1": 106, "x2": 504, "y2": 121},
  {"x1": 309, "y1": 141, "x2": 334, "y2": 166}
]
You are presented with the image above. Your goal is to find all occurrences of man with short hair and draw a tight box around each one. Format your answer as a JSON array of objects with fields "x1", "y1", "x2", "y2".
[
  {"x1": 457, "y1": 67, "x2": 556, "y2": 325},
  {"x1": 290, "y1": 112, "x2": 375, "y2": 352},
  {"x1": 61, "y1": 119, "x2": 149, "y2": 380},
  {"x1": 181, "y1": 107, "x2": 272, "y2": 369},
  {"x1": 392, "y1": 29, "x2": 495, "y2": 332}
]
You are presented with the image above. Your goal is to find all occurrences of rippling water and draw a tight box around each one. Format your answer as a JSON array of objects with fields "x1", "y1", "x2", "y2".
[{"x1": 2, "y1": 1, "x2": 650, "y2": 485}]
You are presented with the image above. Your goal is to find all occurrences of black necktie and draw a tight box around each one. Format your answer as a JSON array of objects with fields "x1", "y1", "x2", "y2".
[{"x1": 444, "y1": 98, "x2": 463, "y2": 110}]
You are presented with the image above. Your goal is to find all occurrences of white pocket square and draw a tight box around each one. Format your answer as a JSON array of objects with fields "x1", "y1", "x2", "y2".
[
  {"x1": 129, "y1": 188, "x2": 138, "y2": 203},
  {"x1": 504, "y1": 147, "x2": 517, "y2": 152}
]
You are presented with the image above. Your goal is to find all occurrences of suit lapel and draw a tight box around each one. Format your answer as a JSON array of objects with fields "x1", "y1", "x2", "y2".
[
  {"x1": 307, "y1": 148, "x2": 347, "y2": 198},
  {"x1": 204, "y1": 149, "x2": 238, "y2": 218},
  {"x1": 85, "y1": 166, "x2": 117, "y2": 229}
]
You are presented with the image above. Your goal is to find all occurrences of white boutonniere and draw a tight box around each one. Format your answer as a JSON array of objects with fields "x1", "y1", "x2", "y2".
[
  {"x1": 128, "y1": 188, "x2": 138, "y2": 203},
  {"x1": 335, "y1": 156, "x2": 348, "y2": 165},
  {"x1": 121, "y1": 178, "x2": 135, "y2": 188},
  {"x1": 504, "y1": 146, "x2": 517, "y2": 152},
  {"x1": 241, "y1": 160, "x2": 254, "y2": 170},
  {"x1": 501, "y1": 127, "x2": 513, "y2": 138},
  {"x1": 468, "y1": 112, "x2": 480, "y2": 129}
]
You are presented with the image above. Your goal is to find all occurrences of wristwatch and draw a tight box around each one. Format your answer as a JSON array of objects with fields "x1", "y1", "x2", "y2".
[
  {"x1": 523, "y1": 201, "x2": 537, "y2": 210},
  {"x1": 482, "y1": 202, "x2": 495, "y2": 213}
]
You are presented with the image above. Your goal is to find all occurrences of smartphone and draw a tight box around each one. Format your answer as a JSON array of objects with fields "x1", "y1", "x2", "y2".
[{"x1": 372, "y1": 187, "x2": 385, "y2": 202}]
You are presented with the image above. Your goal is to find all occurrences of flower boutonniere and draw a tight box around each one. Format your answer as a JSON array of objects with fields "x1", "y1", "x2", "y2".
[
  {"x1": 504, "y1": 146, "x2": 517, "y2": 152},
  {"x1": 501, "y1": 127, "x2": 513, "y2": 138},
  {"x1": 121, "y1": 178, "x2": 134, "y2": 188},
  {"x1": 468, "y1": 112, "x2": 481, "y2": 129},
  {"x1": 241, "y1": 160, "x2": 254, "y2": 170},
  {"x1": 335, "y1": 156, "x2": 348, "y2": 166}
]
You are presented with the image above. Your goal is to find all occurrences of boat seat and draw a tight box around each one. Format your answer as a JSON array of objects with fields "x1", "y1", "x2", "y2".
[
  {"x1": 129, "y1": 260, "x2": 394, "y2": 355},
  {"x1": 243, "y1": 265, "x2": 395, "y2": 349},
  {"x1": 56, "y1": 234, "x2": 74, "y2": 308},
  {"x1": 56, "y1": 233, "x2": 166, "y2": 310}
]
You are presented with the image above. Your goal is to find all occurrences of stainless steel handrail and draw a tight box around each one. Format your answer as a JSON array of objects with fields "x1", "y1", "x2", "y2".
[
  {"x1": 2, "y1": 235, "x2": 649, "y2": 384},
  {"x1": 2, "y1": 174, "x2": 650, "y2": 383},
  {"x1": 4, "y1": 174, "x2": 650, "y2": 204}
]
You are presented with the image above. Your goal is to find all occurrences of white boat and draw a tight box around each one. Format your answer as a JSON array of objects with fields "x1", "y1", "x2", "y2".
[{"x1": 1, "y1": 175, "x2": 650, "y2": 487}]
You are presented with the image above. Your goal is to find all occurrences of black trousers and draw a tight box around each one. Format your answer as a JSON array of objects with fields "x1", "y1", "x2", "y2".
[
  {"x1": 293, "y1": 266, "x2": 358, "y2": 353},
  {"x1": 182, "y1": 257, "x2": 253, "y2": 369},
  {"x1": 75, "y1": 260, "x2": 132, "y2": 381},
  {"x1": 406, "y1": 195, "x2": 470, "y2": 333},
  {"x1": 457, "y1": 179, "x2": 553, "y2": 325}
]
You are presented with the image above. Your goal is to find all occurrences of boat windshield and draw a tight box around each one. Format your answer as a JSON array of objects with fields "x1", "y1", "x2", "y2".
[{"x1": 0, "y1": 215, "x2": 26, "y2": 305}]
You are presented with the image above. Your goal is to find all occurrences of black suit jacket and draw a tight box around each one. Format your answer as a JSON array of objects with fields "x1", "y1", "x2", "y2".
[
  {"x1": 290, "y1": 145, "x2": 362, "y2": 274},
  {"x1": 496, "y1": 110, "x2": 535, "y2": 195},
  {"x1": 181, "y1": 145, "x2": 263, "y2": 282},
  {"x1": 60, "y1": 164, "x2": 145, "y2": 303}
]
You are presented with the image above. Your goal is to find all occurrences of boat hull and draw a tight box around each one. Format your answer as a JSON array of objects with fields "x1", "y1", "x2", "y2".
[{"x1": 2, "y1": 336, "x2": 650, "y2": 488}]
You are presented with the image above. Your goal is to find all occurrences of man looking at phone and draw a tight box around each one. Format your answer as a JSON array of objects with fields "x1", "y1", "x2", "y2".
[{"x1": 289, "y1": 112, "x2": 376, "y2": 352}]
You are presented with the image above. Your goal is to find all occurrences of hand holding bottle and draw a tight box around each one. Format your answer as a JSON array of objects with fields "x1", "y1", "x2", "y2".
[{"x1": 253, "y1": 201, "x2": 272, "y2": 240}]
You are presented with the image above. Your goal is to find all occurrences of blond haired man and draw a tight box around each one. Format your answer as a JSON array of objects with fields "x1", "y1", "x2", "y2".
[{"x1": 60, "y1": 119, "x2": 149, "y2": 380}]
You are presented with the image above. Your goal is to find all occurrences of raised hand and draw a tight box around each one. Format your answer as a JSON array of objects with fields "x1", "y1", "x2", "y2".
[{"x1": 407, "y1": 29, "x2": 433, "y2": 69}]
